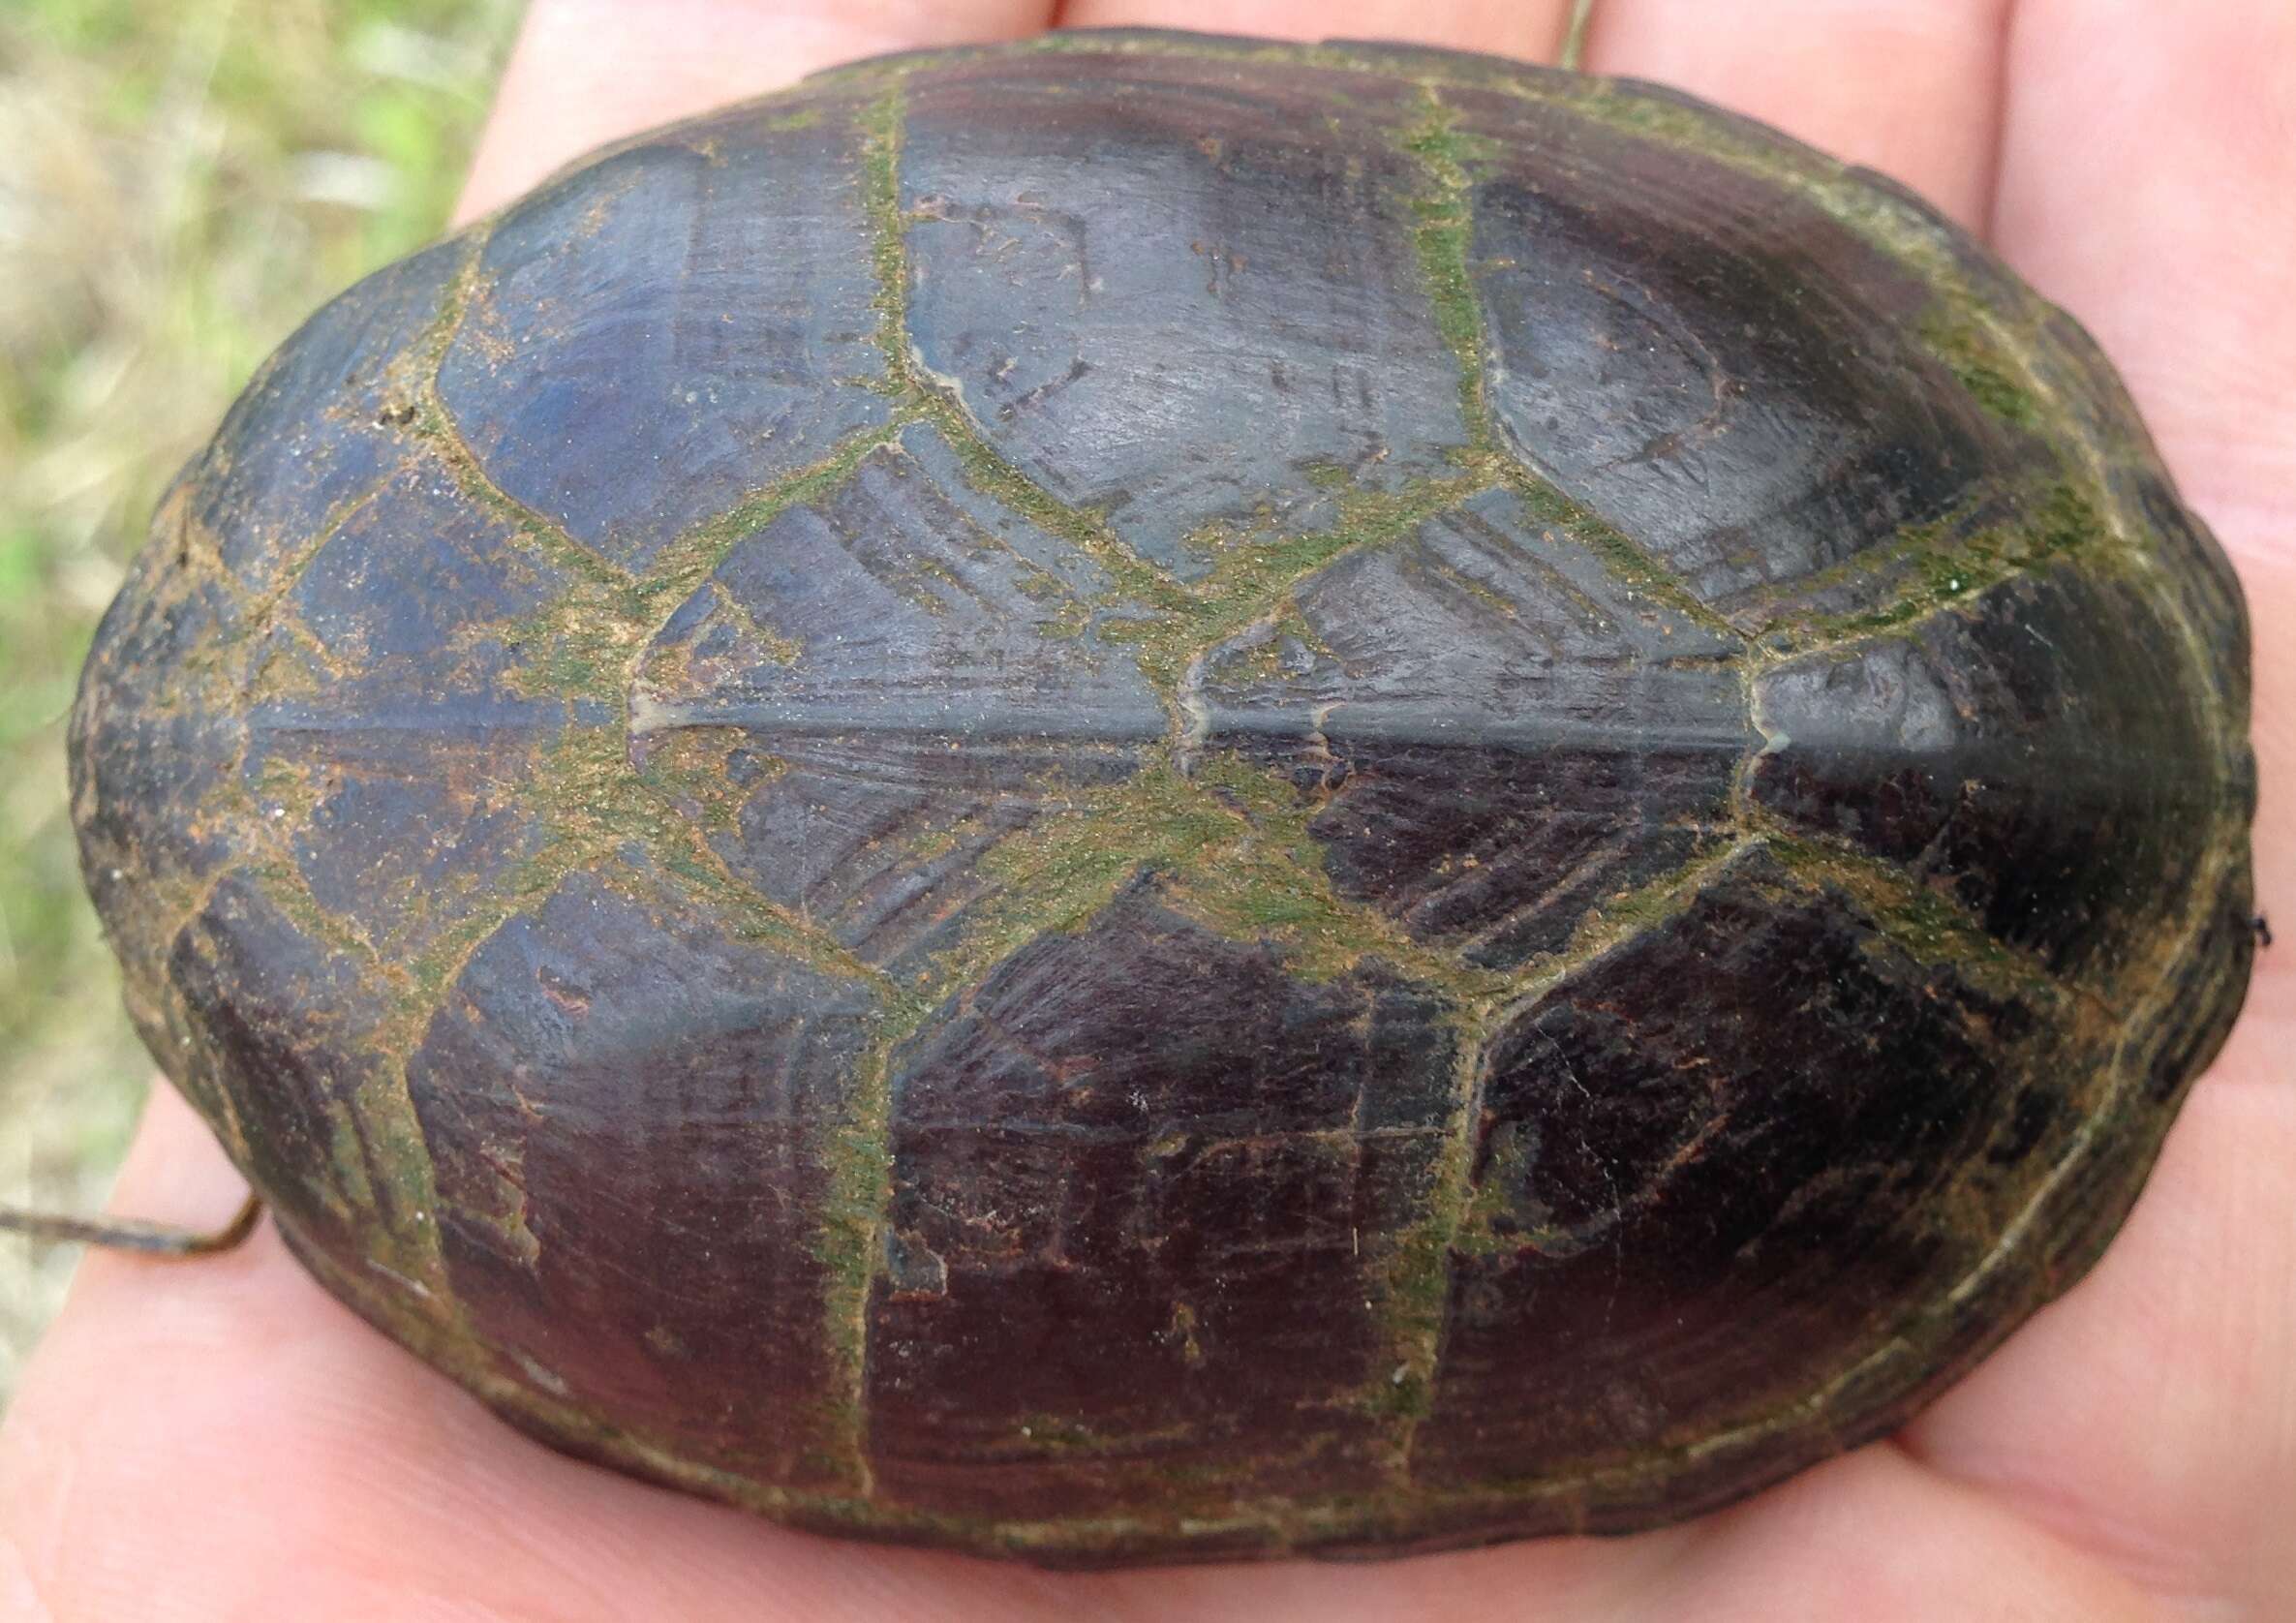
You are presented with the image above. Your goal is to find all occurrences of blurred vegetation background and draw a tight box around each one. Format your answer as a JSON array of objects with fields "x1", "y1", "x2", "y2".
[{"x1": 0, "y1": 0, "x2": 521, "y2": 1396}]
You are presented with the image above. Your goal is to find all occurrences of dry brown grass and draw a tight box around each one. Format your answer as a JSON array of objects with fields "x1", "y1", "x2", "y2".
[{"x1": 0, "y1": 0, "x2": 518, "y2": 1397}]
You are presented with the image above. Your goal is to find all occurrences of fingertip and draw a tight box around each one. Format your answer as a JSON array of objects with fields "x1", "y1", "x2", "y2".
[
  {"x1": 1054, "y1": 1, "x2": 1578, "y2": 66},
  {"x1": 454, "y1": 0, "x2": 1057, "y2": 225},
  {"x1": 1578, "y1": 0, "x2": 2010, "y2": 232}
]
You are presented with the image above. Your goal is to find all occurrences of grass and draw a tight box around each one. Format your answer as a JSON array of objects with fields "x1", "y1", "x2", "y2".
[{"x1": 0, "y1": 0, "x2": 519, "y2": 1399}]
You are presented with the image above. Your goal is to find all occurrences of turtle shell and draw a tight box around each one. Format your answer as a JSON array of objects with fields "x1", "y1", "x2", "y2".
[{"x1": 71, "y1": 28, "x2": 2254, "y2": 1565}]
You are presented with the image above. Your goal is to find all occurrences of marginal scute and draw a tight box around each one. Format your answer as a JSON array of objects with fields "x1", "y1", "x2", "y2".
[
  {"x1": 868, "y1": 873, "x2": 1459, "y2": 1518},
  {"x1": 2115, "y1": 463, "x2": 2254, "y2": 752},
  {"x1": 70, "y1": 545, "x2": 250, "y2": 993},
  {"x1": 2127, "y1": 872, "x2": 2256, "y2": 1107},
  {"x1": 406, "y1": 862, "x2": 878, "y2": 1488},
  {"x1": 439, "y1": 101, "x2": 894, "y2": 570},
  {"x1": 635, "y1": 420, "x2": 1162, "y2": 971},
  {"x1": 1198, "y1": 486, "x2": 1749, "y2": 966},
  {"x1": 901, "y1": 48, "x2": 1471, "y2": 579},
  {"x1": 166, "y1": 873, "x2": 410, "y2": 1279},
  {"x1": 73, "y1": 702, "x2": 243, "y2": 954}
]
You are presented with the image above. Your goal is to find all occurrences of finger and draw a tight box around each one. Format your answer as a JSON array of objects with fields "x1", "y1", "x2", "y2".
[
  {"x1": 1615, "y1": 1448, "x2": 2151, "y2": 1622},
  {"x1": 1986, "y1": 0, "x2": 2296, "y2": 538},
  {"x1": 54, "y1": 1085, "x2": 260, "y2": 1299},
  {"x1": 1, "y1": 1208, "x2": 2142, "y2": 1623},
  {"x1": 5, "y1": 1118, "x2": 1671, "y2": 1623},
  {"x1": 1053, "y1": 0, "x2": 1577, "y2": 63},
  {"x1": 1578, "y1": 0, "x2": 2010, "y2": 230},
  {"x1": 1900, "y1": 1037, "x2": 2296, "y2": 1614},
  {"x1": 456, "y1": 0, "x2": 1058, "y2": 224},
  {"x1": 0, "y1": 1125, "x2": 2137, "y2": 1621}
]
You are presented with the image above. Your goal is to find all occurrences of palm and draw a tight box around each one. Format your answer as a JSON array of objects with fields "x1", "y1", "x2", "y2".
[{"x1": 6, "y1": 2, "x2": 2289, "y2": 1617}]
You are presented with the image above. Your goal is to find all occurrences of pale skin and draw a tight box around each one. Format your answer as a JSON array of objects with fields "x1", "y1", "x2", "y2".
[{"x1": 3, "y1": 0, "x2": 2291, "y2": 1615}]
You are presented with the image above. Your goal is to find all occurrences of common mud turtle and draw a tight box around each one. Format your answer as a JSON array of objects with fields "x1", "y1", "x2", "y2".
[{"x1": 69, "y1": 29, "x2": 2255, "y2": 1565}]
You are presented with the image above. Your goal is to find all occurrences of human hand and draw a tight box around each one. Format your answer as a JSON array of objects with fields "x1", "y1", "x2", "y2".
[{"x1": 4, "y1": 2, "x2": 2289, "y2": 1617}]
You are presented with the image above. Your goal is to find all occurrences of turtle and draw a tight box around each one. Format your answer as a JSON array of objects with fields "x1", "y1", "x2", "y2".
[{"x1": 57, "y1": 28, "x2": 2254, "y2": 1567}]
